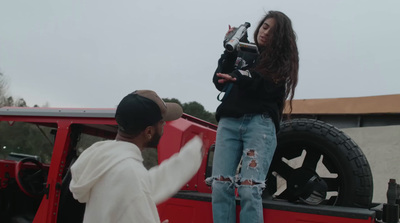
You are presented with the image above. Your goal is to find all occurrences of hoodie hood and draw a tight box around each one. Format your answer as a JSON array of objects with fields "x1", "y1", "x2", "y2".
[{"x1": 69, "y1": 140, "x2": 142, "y2": 203}]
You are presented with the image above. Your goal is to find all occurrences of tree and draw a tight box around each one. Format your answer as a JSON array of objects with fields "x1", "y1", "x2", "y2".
[
  {"x1": 0, "y1": 72, "x2": 8, "y2": 107},
  {"x1": 0, "y1": 72, "x2": 28, "y2": 107},
  {"x1": 6, "y1": 97, "x2": 14, "y2": 106},
  {"x1": 15, "y1": 98, "x2": 27, "y2": 107},
  {"x1": 182, "y1": 101, "x2": 217, "y2": 124}
]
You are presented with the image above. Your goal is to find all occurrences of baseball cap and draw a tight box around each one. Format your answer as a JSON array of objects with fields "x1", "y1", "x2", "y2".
[{"x1": 115, "y1": 90, "x2": 183, "y2": 133}]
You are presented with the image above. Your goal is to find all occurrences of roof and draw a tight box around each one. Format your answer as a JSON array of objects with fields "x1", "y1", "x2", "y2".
[
  {"x1": 285, "y1": 94, "x2": 400, "y2": 115},
  {"x1": 0, "y1": 107, "x2": 218, "y2": 129}
]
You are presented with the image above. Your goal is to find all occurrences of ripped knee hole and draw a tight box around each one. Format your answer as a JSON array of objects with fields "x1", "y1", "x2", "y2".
[
  {"x1": 246, "y1": 150, "x2": 255, "y2": 157},
  {"x1": 249, "y1": 159, "x2": 257, "y2": 168},
  {"x1": 241, "y1": 180, "x2": 263, "y2": 185},
  {"x1": 216, "y1": 176, "x2": 232, "y2": 182}
]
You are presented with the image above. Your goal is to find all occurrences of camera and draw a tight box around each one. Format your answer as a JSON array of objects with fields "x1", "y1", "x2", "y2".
[{"x1": 224, "y1": 22, "x2": 258, "y2": 54}]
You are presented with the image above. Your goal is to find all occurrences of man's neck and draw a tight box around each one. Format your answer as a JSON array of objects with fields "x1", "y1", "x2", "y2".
[{"x1": 115, "y1": 132, "x2": 145, "y2": 151}]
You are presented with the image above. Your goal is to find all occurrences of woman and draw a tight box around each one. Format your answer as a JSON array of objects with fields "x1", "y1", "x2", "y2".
[{"x1": 208, "y1": 11, "x2": 299, "y2": 223}]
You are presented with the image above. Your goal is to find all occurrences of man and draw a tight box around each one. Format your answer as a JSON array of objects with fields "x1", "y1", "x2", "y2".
[{"x1": 70, "y1": 90, "x2": 203, "y2": 223}]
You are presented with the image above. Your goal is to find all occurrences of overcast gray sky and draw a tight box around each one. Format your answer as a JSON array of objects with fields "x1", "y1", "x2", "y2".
[{"x1": 1, "y1": 0, "x2": 399, "y2": 111}]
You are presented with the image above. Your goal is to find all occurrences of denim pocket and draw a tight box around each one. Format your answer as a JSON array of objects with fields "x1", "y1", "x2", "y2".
[{"x1": 259, "y1": 113, "x2": 276, "y2": 137}]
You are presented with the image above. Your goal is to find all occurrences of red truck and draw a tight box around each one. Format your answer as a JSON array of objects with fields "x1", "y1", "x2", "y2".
[{"x1": 0, "y1": 106, "x2": 396, "y2": 223}]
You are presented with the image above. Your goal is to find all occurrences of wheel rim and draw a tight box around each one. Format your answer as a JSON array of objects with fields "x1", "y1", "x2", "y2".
[{"x1": 267, "y1": 140, "x2": 342, "y2": 205}]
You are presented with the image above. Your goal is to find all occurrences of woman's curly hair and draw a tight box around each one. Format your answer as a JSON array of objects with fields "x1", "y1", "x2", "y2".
[{"x1": 253, "y1": 11, "x2": 299, "y2": 116}]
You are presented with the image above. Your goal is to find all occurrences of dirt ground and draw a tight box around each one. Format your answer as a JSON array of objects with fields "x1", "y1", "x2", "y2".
[{"x1": 342, "y1": 125, "x2": 400, "y2": 204}]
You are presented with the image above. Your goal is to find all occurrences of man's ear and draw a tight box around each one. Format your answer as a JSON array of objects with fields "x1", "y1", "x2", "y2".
[{"x1": 143, "y1": 125, "x2": 154, "y2": 140}]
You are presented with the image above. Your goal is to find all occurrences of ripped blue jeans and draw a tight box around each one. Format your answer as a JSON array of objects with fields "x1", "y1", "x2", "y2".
[{"x1": 207, "y1": 114, "x2": 277, "y2": 223}]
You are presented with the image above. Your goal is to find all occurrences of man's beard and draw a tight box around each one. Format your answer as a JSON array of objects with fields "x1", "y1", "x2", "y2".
[{"x1": 146, "y1": 131, "x2": 161, "y2": 148}]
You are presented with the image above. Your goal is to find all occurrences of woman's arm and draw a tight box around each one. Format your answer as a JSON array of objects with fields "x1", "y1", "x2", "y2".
[
  {"x1": 221, "y1": 69, "x2": 284, "y2": 97},
  {"x1": 213, "y1": 51, "x2": 238, "y2": 91}
]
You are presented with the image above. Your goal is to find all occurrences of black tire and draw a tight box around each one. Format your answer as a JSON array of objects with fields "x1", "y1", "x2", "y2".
[{"x1": 265, "y1": 119, "x2": 373, "y2": 208}]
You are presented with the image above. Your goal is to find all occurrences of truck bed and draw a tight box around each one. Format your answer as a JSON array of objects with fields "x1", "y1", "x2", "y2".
[{"x1": 158, "y1": 191, "x2": 376, "y2": 223}]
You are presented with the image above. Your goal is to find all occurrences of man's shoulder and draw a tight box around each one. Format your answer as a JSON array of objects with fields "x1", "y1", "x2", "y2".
[
  {"x1": 103, "y1": 158, "x2": 150, "y2": 193},
  {"x1": 110, "y1": 157, "x2": 147, "y2": 176}
]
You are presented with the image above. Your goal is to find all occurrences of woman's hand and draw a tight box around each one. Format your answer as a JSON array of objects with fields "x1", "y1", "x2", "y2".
[
  {"x1": 223, "y1": 25, "x2": 236, "y2": 47},
  {"x1": 226, "y1": 25, "x2": 235, "y2": 35},
  {"x1": 217, "y1": 73, "x2": 236, "y2": 84}
]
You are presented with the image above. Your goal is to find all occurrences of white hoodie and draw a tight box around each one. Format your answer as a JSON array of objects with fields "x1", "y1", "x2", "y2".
[{"x1": 70, "y1": 136, "x2": 203, "y2": 223}]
